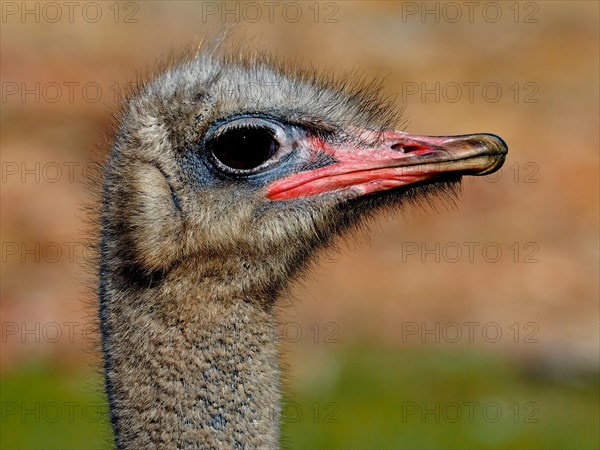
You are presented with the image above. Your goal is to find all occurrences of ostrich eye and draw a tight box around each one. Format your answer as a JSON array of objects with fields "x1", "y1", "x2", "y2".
[{"x1": 208, "y1": 126, "x2": 280, "y2": 172}]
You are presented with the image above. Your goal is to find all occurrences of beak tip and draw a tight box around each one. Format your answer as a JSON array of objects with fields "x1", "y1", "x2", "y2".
[
  {"x1": 469, "y1": 133, "x2": 508, "y2": 176},
  {"x1": 483, "y1": 133, "x2": 509, "y2": 155}
]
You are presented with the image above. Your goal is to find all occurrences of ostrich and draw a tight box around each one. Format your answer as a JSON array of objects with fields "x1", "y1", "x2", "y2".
[{"x1": 99, "y1": 45, "x2": 507, "y2": 448}]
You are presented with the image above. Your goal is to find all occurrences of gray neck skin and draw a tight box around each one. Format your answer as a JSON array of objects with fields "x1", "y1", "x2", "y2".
[{"x1": 100, "y1": 272, "x2": 281, "y2": 449}]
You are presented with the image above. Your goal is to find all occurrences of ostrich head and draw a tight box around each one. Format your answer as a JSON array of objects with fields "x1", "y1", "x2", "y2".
[
  {"x1": 102, "y1": 49, "x2": 506, "y2": 306},
  {"x1": 99, "y1": 45, "x2": 507, "y2": 448}
]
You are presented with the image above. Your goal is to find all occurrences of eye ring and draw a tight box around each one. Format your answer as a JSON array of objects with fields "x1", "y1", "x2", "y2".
[{"x1": 205, "y1": 117, "x2": 288, "y2": 175}]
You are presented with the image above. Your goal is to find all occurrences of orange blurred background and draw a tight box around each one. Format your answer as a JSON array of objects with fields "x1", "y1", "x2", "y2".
[{"x1": 1, "y1": 1, "x2": 598, "y2": 448}]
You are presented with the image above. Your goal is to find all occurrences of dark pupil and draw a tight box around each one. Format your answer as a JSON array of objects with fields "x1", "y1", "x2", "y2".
[{"x1": 209, "y1": 127, "x2": 279, "y2": 171}]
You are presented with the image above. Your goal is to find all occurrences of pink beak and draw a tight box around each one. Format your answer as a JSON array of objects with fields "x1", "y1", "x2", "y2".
[{"x1": 267, "y1": 131, "x2": 507, "y2": 200}]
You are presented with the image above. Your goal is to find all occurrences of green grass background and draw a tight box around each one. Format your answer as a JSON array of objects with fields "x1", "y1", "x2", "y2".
[{"x1": 2, "y1": 346, "x2": 598, "y2": 450}]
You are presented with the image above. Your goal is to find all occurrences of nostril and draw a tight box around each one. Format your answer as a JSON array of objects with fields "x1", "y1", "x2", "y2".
[
  {"x1": 391, "y1": 144, "x2": 425, "y2": 153},
  {"x1": 403, "y1": 145, "x2": 424, "y2": 153}
]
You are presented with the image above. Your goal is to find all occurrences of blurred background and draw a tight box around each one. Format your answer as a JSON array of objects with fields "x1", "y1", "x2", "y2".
[{"x1": 1, "y1": 1, "x2": 598, "y2": 449}]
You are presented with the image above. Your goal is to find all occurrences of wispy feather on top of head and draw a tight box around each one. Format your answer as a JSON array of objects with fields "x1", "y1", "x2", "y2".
[{"x1": 117, "y1": 33, "x2": 407, "y2": 143}]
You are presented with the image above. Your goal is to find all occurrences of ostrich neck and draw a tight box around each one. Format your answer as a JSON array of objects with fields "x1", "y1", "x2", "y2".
[{"x1": 100, "y1": 272, "x2": 281, "y2": 449}]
